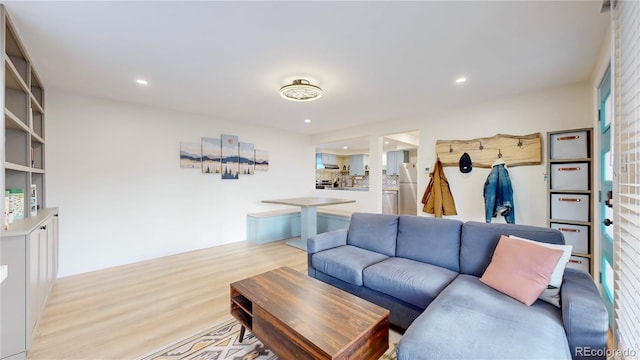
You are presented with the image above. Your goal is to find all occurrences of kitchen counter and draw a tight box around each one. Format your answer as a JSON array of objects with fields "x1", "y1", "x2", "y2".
[{"x1": 323, "y1": 187, "x2": 369, "y2": 192}]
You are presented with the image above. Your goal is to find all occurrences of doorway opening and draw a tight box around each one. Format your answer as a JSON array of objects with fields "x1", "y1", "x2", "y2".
[{"x1": 381, "y1": 131, "x2": 420, "y2": 215}]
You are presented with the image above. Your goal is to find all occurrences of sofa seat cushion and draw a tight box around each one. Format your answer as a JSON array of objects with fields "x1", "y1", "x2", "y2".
[
  {"x1": 397, "y1": 274, "x2": 571, "y2": 360},
  {"x1": 363, "y1": 257, "x2": 458, "y2": 309},
  {"x1": 311, "y1": 245, "x2": 388, "y2": 286}
]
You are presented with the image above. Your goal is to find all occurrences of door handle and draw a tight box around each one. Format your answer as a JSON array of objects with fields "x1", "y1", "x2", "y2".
[
  {"x1": 603, "y1": 218, "x2": 613, "y2": 226},
  {"x1": 557, "y1": 135, "x2": 580, "y2": 141},
  {"x1": 558, "y1": 167, "x2": 580, "y2": 171}
]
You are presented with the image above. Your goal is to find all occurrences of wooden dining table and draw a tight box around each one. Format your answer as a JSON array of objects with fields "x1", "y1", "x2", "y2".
[{"x1": 261, "y1": 197, "x2": 356, "y2": 250}]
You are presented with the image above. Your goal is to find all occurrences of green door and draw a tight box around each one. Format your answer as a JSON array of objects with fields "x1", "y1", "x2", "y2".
[{"x1": 598, "y1": 67, "x2": 614, "y2": 328}]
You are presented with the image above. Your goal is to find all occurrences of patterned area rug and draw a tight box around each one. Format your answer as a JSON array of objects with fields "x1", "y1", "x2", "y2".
[{"x1": 138, "y1": 318, "x2": 400, "y2": 360}]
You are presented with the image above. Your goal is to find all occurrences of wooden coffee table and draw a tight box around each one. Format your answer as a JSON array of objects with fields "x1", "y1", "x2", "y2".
[{"x1": 230, "y1": 266, "x2": 390, "y2": 360}]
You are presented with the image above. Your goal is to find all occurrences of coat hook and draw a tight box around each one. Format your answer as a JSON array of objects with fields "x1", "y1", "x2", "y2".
[
  {"x1": 449, "y1": 144, "x2": 453, "y2": 153},
  {"x1": 498, "y1": 148, "x2": 503, "y2": 158},
  {"x1": 479, "y1": 141, "x2": 484, "y2": 151},
  {"x1": 517, "y1": 138, "x2": 523, "y2": 147}
]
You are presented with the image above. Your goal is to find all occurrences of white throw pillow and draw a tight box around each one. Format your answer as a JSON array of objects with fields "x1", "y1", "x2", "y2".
[{"x1": 509, "y1": 235, "x2": 572, "y2": 307}]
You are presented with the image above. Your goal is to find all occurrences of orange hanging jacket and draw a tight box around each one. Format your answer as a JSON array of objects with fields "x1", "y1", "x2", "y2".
[{"x1": 421, "y1": 159, "x2": 457, "y2": 217}]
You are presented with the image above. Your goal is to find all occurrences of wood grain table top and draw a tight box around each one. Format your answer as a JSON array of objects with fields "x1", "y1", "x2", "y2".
[{"x1": 230, "y1": 266, "x2": 389, "y2": 359}]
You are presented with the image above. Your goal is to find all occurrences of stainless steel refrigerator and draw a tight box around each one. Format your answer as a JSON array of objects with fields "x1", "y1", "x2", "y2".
[{"x1": 399, "y1": 162, "x2": 418, "y2": 215}]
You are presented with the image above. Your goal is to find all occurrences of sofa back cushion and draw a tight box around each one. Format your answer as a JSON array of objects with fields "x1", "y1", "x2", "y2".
[
  {"x1": 396, "y1": 216, "x2": 463, "y2": 272},
  {"x1": 460, "y1": 221, "x2": 565, "y2": 277},
  {"x1": 347, "y1": 213, "x2": 398, "y2": 256}
]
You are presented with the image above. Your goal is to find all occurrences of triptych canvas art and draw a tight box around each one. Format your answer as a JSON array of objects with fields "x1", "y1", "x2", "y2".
[{"x1": 179, "y1": 134, "x2": 269, "y2": 179}]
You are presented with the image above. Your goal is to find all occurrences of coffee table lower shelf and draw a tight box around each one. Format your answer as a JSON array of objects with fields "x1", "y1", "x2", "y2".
[{"x1": 230, "y1": 267, "x2": 389, "y2": 360}]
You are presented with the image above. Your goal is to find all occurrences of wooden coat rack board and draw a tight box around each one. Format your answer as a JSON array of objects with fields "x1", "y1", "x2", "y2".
[{"x1": 435, "y1": 133, "x2": 542, "y2": 168}]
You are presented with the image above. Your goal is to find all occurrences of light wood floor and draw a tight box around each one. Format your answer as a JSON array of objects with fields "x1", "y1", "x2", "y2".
[
  {"x1": 27, "y1": 239, "x2": 614, "y2": 359},
  {"x1": 27, "y1": 240, "x2": 307, "y2": 360}
]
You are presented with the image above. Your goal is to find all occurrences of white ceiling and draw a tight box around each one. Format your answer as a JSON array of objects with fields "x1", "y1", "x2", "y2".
[
  {"x1": 4, "y1": 1, "x2": 608, "y2": 136},
  {"x1": 316, "y1": 131, "x2": 419, "y2": 153}
]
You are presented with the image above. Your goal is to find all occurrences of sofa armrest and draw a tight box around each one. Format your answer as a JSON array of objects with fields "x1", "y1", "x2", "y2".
[
  {"x1": 307, "y1": 228, "x2": 348, "y2": 254},
  {"x1": 307, "y1": 229, "x2": 348, "y2": 278},
  {"x1": 561, "y1": 268, "x2": 609, "y2": 360}
]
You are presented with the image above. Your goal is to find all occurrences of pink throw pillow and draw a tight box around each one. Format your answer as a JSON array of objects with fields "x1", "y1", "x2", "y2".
[{"x1": 480, "y1": 235, "x2": 564, "y2": 306}]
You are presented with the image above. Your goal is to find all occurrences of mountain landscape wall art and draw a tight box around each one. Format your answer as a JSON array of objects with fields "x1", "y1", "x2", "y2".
[
  {"x1": 180, "y1": 142, "x2": 202, "y2": 168},
  {"x1": 239, "y1": 142, "x2": 255, "y2": 175},
  {"x1": 202, "y1": 137, "x2": 221, "y2": 174},
  {"x1": 221, "y1": 134, "x2": 239, "y2": 179},
  {"x1": 180, "y1": 134, "x2": 268, "y2": 179},
  {"x1": 254, "y1": 150, "x2": 269, "y2": 171}
]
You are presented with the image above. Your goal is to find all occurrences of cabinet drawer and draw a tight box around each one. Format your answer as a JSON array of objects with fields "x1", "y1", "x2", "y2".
[
  {"x1": 550, "y1": 223, "x2": 589, "y2": 254},
  {"x1": 550, "y1": 163, "x2": 589, "y2": 190},
  {"x1": 550, "y1": 194, "x2": 590, "y2": 222},
  {"x1": 550, "y1": 131, "x2": 588, "y2": 159},
  {"x1": 566, "y1": 256, "x2": 590, "y2": 274}
]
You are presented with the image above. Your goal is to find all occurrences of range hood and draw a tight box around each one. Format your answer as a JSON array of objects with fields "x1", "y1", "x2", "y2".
[{"x1": 323, "y1": 164, "x2": 340, "y2": 169}]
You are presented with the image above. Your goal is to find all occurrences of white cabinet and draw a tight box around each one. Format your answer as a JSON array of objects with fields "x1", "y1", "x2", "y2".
[
  {"x1": 349, "y1": 154, "x2": 369, "y2": 176},
  {"x1": 386, "y1": 151, "x2": 409, "y2": 175},
  {"x1": 547, "y1": 128, "x2": 593, "y2": 275},
  {"x1": 28, "y1": 216, "x2": 54, "y2": 334},
  {"x1": 1, "y1": 209, "x2": 59, "y2": 359},
  {"x1": 321, "y1": 153, "x2": 337, "y2": 165},
  {"x1": 2, "y1": 8, "x2": 54, "y2": 358},
  {"x1": 316, "y1": 153, "x2": 338, "y2": 169}
]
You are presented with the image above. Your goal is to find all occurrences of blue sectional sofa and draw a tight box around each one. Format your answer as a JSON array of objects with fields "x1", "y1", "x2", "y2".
[{"x1": 307, "y1": 212, "x2": 608, "y2": 360}]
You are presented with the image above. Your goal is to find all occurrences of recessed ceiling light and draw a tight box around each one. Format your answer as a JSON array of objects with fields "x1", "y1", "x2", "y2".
[
  {"x1": 136, "y1": 79, "x2": 148, "y2": 85},
  {"x1": 384, "y1": 141, "x2": 390, "y2": 145},
  {"x1": 343, "y1": 146, "x2": 348, "y2": 150},
  {"x1": 304, "y1": 119, "x2": 311, "y2": 123},
  {"x1": 455, "y1": 77, "x2": 467, "y2": 84}
]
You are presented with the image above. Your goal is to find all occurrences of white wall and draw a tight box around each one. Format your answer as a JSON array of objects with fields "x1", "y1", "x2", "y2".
[
  {"x1": 47, "y1": 83, "x2": 594, "y2": 277},
  {"x1": 313, "y1": 82, "x2": 594, "y2": 226},
  {"x1": 46, "y1": 91, "x2": 317, "y2": 277}
]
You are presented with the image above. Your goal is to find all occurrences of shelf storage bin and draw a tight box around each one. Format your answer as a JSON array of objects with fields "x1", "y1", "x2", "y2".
[
  {"x1": 550, "y1": 131, "x2": 589, "y2": 159},
  {"x1": 550, "y1": 162, "x2": 590, "y2": 190},
  {"x1": 550, "y1": 193, "x2": 590, "y2": 222},
  {"x1": 550, "y1": 223, "x2": 589, "y2": 254},
  {"x1": 567, "y1": 256, "x2": 591, "y2": 273}
]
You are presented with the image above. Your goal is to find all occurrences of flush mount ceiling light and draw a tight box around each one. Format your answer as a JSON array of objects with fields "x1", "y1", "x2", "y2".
[{"x1": 280, "y1": 79, "x2": 323, "y2": 102}]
